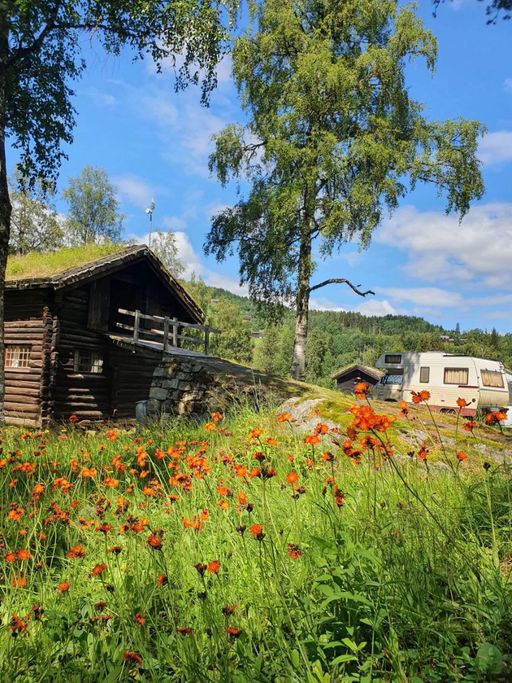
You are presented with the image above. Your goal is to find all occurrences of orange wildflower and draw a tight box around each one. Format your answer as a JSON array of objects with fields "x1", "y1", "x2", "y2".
[
  {"x1": 277, "y1": 412, "x2": 293, "y2": 423},
  {"x1": 484, "y1": 410, "x2": 507, "y2": 425},
  {"x1": 123, "y1": 651, "x2": 143, "y2": 665},
  {"x1": 16, "y1": 549, "x2": 32, "y2": 561},
  {"x1": 315, "y1": 423, "x2": 329, "y2": 435},
  {"x1": 157, "y1": 573, "x2": 168, "y2": 586},
  {"x1": 32, "y1": 482, "x2": 45, "y2": 497},
  {"x1": 288, "y1": 543, "x2": 303, "y2": 560},
  {"x1": 91, "y1": 563, "x2": 108, "y2": 576},
  {"x1": 248, "y1": 428, "x2": 263, "y2": 440},
  {"x1": 10, "y1": 614, "x2": 28, "y2": 637},
  {"x1": 249, "y1": 523, "x2": 265, "y2": 540},
  {"x1": 457, "y1": 397, "x2": 471, "y2": 408},
  {"x1": 456, "y1": 450, "x2": 468, "y2": 462},
  {"x1": 463, "y1": 420, "x2": 476, "y2": 432},
  {"x1": 286, "y1": 470, "x2": 299, "y2": 485},
  {"x1": 304, "y1": 433, "x2": 321, "y2": 446},
  {"x1": 226, "y1": 626, "x2": 242, "y2": 640},
  {"x1": 417, "y1": 445, "x2": 429, "y2": 461},
  {"x1": 67, "y1": 544, "x2": 86, "y2": 559},
  {"x1": 205, "y1": 422, "x2": 216, "y2": 432},
  {"x1": 354, "y1": 382, "x2": 370, "y2": 399},
  {"x1": 7, "y1": 506, "x2": 24, "y2": 522},
  {"x1": 411, "y1": 390, "x2": 430, "y2": 404},
  {"x1": 11, "y1": 575, "x2": 27, "y2": 588},
  {"x1": 399, "y1": 401, "x2": 409, "y2": 416},
  {"x1": 207, "y1": 560, "x2": 221, "y2": 574},
  {"x1": 147, "y1": 533, "x2": 163, "y2": 550},
  {"x1": 211, "y1": 411, "x2": 223, "y2": 422},
  {"x1": 134, "y1": 612, "x2": 145, "y2": 625},
  {"x1": 176, "y1": 626, "x2": 193, "y2": 635}
]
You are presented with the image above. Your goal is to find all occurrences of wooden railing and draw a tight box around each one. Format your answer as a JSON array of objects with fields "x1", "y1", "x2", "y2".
[{"x1": 116, "y1": 308, "x2": 219, "y2": 355}]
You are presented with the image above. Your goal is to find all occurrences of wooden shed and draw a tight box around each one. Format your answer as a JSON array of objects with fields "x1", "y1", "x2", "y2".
[
  {"x1": 4, "y1": 245, "x2": 204, "y2": 426},
  {"x1": 332, "y1": 364, "x2": 383, "y2": 394}
]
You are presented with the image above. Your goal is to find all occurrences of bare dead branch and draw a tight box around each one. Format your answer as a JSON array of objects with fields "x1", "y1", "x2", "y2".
[{"x1": 308, "y1": 277, "x2": 375, "y2": 297}]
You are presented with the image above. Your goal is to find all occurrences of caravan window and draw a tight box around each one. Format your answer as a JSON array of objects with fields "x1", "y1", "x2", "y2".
[
  {"x1": 481, "y1": 370, "x2": 504, "y2": 388},
  {"x1": 381, "y1": 369, "x2": 403, "y2": 385},
  {"x1": 384, "y1": 354, "x2": 402, "y2": 364},
  {"x1": 444, "y1": 368, "x2": 469, "y2": 385},
  {"x1": 419, "y1": 367, "x2": 430, "y2": 383}
]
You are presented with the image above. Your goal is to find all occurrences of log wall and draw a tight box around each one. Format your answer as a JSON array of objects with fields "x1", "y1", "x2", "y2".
[
  {"x1": 53, "y1": 286, "x2": 111, "y2": 421},
  {"x1": 4, "y1": 289, "x2": 49, "y2": 426},
  {"x1": 109, "y1": 345, "x2": 160, "y2": 420}
]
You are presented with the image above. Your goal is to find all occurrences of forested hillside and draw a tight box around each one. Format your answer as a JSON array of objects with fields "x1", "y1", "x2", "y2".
[{"x1": 184, "y1": 278, "x2": 512, "y2": 386}]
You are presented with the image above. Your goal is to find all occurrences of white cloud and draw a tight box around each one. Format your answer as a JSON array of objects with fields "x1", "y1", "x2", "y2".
[
  {"x1": 377, "y1": 287, "x2": 463, "y2": 308},
  {"x1": 162, "y1": 215, "x2": 187, "y2": 231},
  {"x1": 377, "y1": 203, "x2": 512, "y2": 290},
  {"x1": 479, "y1": 131, "x2": 512, "y2": 166},
  {"x1": 207, "y1": 202, "x2": 229, "y2": 219},
  {"x1": 504, "y1": 78, "x2": 512, "y2": 93},
  {"x1": 310, "y1": 296, "x2": 345, "y2": 311},
  {"x1": 82, "y1": 86, "x2": 116, "y2": 108},
  {"x1": 356, "y1": 299, "x2": 398, "y2": 316},
  {"x1": 130, "y1": 231, "x2": 247, "y2": 295},
  {"x1": 145, "y1": 52, "x2": 233, "y2": 88},
  {"x1": 129, "y1": 82, "x2": 232, "y2": 178},
  {"x1": 205, "y1": 272, "x2": 248, "y2": 295},
  {"x1": 114, "y1": 175, "x2": 155, "y2": 210}
]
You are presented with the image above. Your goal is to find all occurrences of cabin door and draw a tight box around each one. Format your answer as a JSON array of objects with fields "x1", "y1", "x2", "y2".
[{"x1": 109, "y1": 279, "x2": 144, "y2": 334}]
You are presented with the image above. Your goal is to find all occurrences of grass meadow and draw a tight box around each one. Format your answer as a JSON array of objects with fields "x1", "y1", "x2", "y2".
[{"x1": 0, "y1": 394, "x2": 511, "y2": 682}]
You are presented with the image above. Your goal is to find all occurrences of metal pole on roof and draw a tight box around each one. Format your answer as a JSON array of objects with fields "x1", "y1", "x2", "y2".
[{"x1": 145, "y1": 198, "x2": 155, "y2": 249}]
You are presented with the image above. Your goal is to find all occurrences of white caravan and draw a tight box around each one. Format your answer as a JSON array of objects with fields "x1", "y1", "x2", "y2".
[{"x1": 373, "y1": 352, "x2": 509, "y2": 416}]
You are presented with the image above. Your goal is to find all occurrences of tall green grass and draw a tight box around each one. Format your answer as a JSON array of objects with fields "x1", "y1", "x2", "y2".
[{"x1": 0, "y1": 401, "x2": 510, "y2": 681}]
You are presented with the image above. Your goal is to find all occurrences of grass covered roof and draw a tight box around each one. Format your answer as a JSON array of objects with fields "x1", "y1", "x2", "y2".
[{"x1": 6, "y1": 243, "x2": 126, "y2": 281}]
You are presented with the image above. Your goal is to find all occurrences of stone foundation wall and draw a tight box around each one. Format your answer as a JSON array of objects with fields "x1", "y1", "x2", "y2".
[{"x1": 146, "y1": 356, "x2": 265, "y2": 418}]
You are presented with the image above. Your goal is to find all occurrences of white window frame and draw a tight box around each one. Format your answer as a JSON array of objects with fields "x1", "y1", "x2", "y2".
[{"x1": 5, "y1": 345, "x2": 31, "y2": 370}]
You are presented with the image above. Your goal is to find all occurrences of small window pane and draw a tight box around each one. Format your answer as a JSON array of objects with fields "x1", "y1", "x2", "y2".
[
  {"x1": 419, "y1": 367, "x2": 430, "y2": 383},
  {"x1": 385, "y1": 354, "x2": 402, "y2": 364},
  {"x1": 444, "y1": 367, "x2": 469, "y2": 385},
  {"x1": 383, "y1": 369, "x2": 403, "y2": 385},
  {"x1": 481, "y1": 370, "x2": 504, "y2": 388},
  {"x1": 74, "y1": 350, "x2": 104, "y2": 374},
  {"x1": 5, "y1": 345, "x2": 31, "y2": 369}
]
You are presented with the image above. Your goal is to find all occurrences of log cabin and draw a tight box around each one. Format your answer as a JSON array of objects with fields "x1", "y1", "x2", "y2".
[
  {"x1": 4, "y1": 244, "x2": 204, "y2": 426},
  {"x1": 332, "y1": 363, "x2": 383, "y2": 394}
]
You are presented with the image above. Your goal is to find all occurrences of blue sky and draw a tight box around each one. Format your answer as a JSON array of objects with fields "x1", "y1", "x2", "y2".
[{"x1": 8, "y1": 0, "x2": 512, "y2": 332}]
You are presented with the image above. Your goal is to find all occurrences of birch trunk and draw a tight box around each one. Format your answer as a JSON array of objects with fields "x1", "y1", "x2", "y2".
[{"x1": 290, "y1": 226, "x2": 312, "y2": 381}]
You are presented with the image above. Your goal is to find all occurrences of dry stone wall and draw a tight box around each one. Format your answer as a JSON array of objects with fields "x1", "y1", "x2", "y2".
[{"x1": 146, "y1": 355, "x2": 267, "y2": 418}]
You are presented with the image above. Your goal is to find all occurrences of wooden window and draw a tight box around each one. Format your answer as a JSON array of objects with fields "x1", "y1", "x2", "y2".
[
  {"x1": 481, "y1": 370, "x2": 504, "y2": 388},
  {"x1": 384, "y1": 354, "x2": 402, "y2": 364},
  {"x1": 5, "y1": 345, "x2": 31, "y2": 369},
  {"x1": 74, "y1": 350, "x2": 104, "y2": 374},
  {"x1": 419, "y1": 366, "x2": 430, "y2": 383},
  {"x1": 443, "y1": 367, "x2": 469, "y2": 385}
]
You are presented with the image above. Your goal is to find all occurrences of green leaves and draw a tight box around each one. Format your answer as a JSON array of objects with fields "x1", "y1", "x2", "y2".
[{"x1": 206, "y1": 0, "x2": 485, "y2": 331}]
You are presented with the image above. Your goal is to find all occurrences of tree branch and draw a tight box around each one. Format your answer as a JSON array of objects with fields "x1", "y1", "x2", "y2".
[{"x1": 308, "y1": 278, "x2": 375, "y2": 297}]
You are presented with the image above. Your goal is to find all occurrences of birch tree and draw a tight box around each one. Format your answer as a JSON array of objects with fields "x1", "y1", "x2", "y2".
[{"x1": 206, "y1": 0, "x2": 484, "y2": 380}]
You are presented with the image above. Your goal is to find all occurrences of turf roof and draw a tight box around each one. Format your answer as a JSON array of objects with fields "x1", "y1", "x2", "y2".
[{"x1": 6, "y1": 243, "x2": 126, "y2": 281}]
